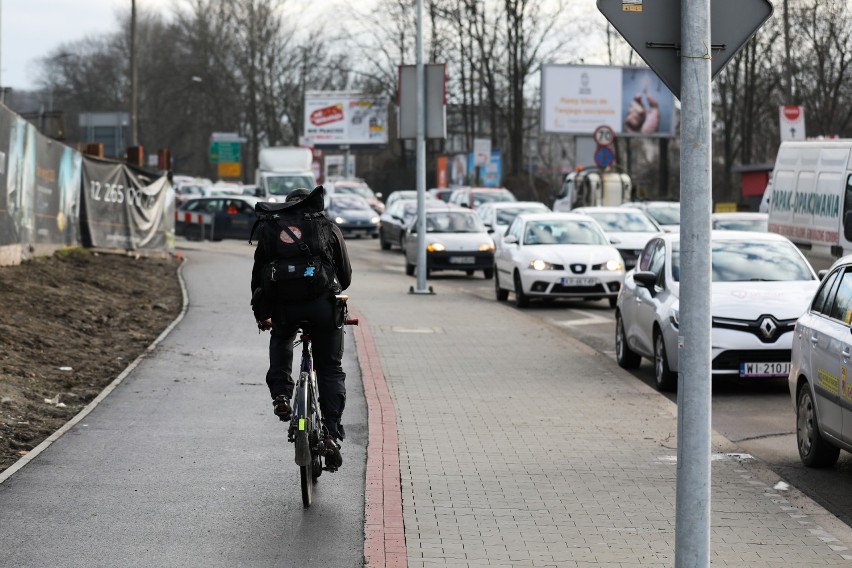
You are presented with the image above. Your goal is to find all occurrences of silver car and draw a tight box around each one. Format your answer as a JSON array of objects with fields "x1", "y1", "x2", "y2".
[
  {"x1": 616, "y1": 231, "x2": 819, "y2": 391},
  {"x1": 789, "y1": 255, "x2": 852, "y2": 467}
]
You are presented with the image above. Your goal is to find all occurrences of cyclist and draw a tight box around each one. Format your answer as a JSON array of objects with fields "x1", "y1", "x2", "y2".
[{"x1": 251, "y1": 186, "x2": 352, "y2": 464}]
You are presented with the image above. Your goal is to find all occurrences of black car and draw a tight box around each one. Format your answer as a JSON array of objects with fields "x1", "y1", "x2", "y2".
[
  {"x1": 176, "y1": 196, "x2": 259, "y2": 241},
  {"x1": 324, "y1": 194, "x2": 379, "y2": 238}
]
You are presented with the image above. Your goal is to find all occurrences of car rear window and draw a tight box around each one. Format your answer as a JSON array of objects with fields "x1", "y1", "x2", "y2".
[{"x1": 473, "y1": 191, "x2": 515, "y2": 206}]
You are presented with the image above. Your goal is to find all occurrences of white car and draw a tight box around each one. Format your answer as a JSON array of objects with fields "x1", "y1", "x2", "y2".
[
  {"x1": 621, "y1": 201, "x2": 680, "y2": 232},
  {"x1": 572, "y1": 206, "x2": 663, "y2": 270},
  {"x1": 403, "y1": 205, "x2": 495, "y2": 279},
  {"x1": 711, "y1": 212, "x2": 768, "y2": 232},
  {"x1": 616, "y1": 231, "x2": 819, "y2": 391},
  {"x1": 494, "y1": 212, "x2": 626, "y2": 308},
  {"x1": 476, "y1": 201, "x2": 550, "y2": 237},
  {"x1": 789, "y1": 255, "x2": 852, "y2": 468}
]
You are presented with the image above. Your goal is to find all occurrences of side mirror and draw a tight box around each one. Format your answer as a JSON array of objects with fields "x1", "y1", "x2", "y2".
[
  {"x1": 503, "y1": 234, "x2": 518, "y2": 245},
  {"x1": 487, "y1": 227, "x2": 495, "y2": 234},
  {"x1": 633, "y1": 271, "x2": 657, "y2": 290},
  {"x1": 609, "y1": 236, "x2": 622, "y2": 245},
  {"x1": 844, "y1": 211, "x2": 852, "y2": 242},
  {"x1": 392, "y1": 215, "x2": 403, "y2": 222}
]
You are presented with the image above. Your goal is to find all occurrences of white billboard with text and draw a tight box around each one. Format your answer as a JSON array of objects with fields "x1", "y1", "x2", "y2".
[
  {"x1": 541, "y1": 65, "x2": 676, "y2": 137},
  {"x1": 303, "y1": 91, "x2": 389, "y2": 146}
]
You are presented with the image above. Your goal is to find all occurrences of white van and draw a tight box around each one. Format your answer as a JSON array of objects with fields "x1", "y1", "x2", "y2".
[{"x1": 767, "y1": 141, "x2": 852, "y2": 271}]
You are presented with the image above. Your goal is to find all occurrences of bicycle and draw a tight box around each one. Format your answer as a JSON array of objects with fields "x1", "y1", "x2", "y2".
[{"x1": 288, "y1": 294, "x2": 358, "y2": 507}]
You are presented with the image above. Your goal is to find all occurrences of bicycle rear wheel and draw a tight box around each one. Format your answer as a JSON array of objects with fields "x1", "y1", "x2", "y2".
[{"x1": 300, "y1": 459, "x2": 313, "y2": 507}]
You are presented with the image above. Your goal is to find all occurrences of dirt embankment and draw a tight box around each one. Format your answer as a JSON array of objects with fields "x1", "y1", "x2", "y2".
[{"x1": 0, "y1": 249, "x2": 182, "y2": 472}]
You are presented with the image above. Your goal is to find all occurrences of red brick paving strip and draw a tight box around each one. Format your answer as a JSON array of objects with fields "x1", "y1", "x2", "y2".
[{"x1": 351, "y1": 308, "x2": 407, "y2": 568}]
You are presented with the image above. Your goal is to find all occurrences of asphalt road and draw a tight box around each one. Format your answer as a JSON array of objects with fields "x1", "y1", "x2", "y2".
[{"x1": 347, "y1": 237, "x2": 852, "y2": 529}]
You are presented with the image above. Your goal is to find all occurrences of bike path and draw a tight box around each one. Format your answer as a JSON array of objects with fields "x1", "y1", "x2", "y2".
[
  {"x1": 0, "y1": 244, "x2": 367, "y2": 567},
  {"x1": 345, "y1": 240, "x2": 852, "y2": 567}
]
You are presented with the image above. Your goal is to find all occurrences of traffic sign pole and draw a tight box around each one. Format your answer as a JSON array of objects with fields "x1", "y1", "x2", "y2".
[{"x1": 676, "y1": 0, "x2": 712, "y2": 566}]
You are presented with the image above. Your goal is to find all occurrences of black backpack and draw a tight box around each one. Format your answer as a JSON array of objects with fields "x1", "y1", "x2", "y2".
[{"x1": 249, "y1": 188, "x2": 338, "y2": 303}]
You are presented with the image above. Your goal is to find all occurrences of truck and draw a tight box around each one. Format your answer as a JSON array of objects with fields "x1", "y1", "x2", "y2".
[
  {"x1": 254, "y1": 147, "x2": 316, "y2": 202},
  {"x1": 552, "y1": 168, "x2": 632, "y2": 211},
  {"x1": 767, "y1": 140, "x2": 852, "y2": 271}
]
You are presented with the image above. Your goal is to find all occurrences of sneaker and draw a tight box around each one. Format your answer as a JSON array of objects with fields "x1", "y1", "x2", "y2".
[
  {"x1": 272, "y1": 395, "x2": 291, "y2": 421},
  {"x1": 324, "y1": 419, "x2": 345, "y2": 440},
  {"x1": 324, "y1": 436, "x2": 343, "y2": 470}
]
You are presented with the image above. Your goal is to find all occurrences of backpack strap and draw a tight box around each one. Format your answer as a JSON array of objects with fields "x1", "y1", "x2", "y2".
[
  {"x1": 248, "y1": 216, "x2": 263, "y2": 245},
  {"x1": 272, "y1": 216, "x2": 314, "y2": 260}
]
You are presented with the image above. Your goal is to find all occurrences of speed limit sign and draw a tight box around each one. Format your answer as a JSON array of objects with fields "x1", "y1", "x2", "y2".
[{"x1": 593, "y1": 125, "x2": 615, "y2": 147}]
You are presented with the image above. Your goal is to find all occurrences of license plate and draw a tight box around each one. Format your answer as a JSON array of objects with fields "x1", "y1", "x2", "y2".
[
  {"x1": 561, "y1": 277, "x2": 597, "y2": 286},
  {"x1": 449, "y1": 256, "x2": 475, "y2": 264},
  {"x1": 739, "y1": 361, "x2": 791, "y2": 377}
]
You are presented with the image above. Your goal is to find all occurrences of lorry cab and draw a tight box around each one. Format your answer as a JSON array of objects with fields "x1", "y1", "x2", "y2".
[
  {"x1": 553, "y1": 169, "x2": 632, "y2": 212},
  {"x1": 255, "y1": 147, "x2": 316, "y2": 202},
  {"x1": 767, "y1": 141, "x2": 852, "y2": 271}
]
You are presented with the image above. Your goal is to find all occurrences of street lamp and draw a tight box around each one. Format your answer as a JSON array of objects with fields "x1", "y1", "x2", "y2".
[{"x1": 130, "y1": 0, "x2": 138, "y2": 146}]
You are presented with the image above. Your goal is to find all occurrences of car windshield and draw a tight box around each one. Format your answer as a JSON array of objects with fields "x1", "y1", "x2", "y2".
[
  {"x1": 713, "y1": 218, "x2": 768, "y2": 232},
  {"x1": 426, "y1": 212, "x2": 485, "y2": 233},
  {"x1": 646, "y1": 206, "x2": 680, "y2": 225},
  {"x1": 473, "y1": 191, "x2": 514, "y2": 206},
  {"x1": 330, "y1": 195, "x2": 372, "y2": 211},
  {"x1": 266, "y1": 175, "x2": 314, "y2": 196},
  {"x1": 585, "y1": 211, "x2": 659, "y2": 232},
  {"x1": 523, "y1": 220, "x2": 607, "y2": 245},
  {"x1": 671, "y1": 240, "x2": 814, "y2": 282},
  {"x1": 496, "y1": 206, "x2": 547, "y2": 226}
]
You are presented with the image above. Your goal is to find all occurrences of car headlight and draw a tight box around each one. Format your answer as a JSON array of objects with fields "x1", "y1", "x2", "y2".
[
  {"x1": 370, "y1": 216, "x2": 380, "y2": 224},
  {"x1": 670, "y1": 307, "x2": 680, "y2": 328},
  {"x1": 334, "y1": 216, "x2": 346, "y2": 224},
  {"x1": 530, "y1": 259, "x2": 556, "y2": 270},
  {"x1": 478, "y1": 242, "x2": 494, "y2": 252},
  {"x1": 268, "y1": 197, "x2": 278, "y2": 203},
  {"x1": 606, "y1": 259, "x2": 623, "y2": 271},
  {"x1": 427, "y1": 242, "x2": 446, "y2": 252}
]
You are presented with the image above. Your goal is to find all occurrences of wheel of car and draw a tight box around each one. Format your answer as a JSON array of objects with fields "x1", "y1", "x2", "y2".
[
  {"x1": 399, "y1": 236, "x2": 405, "y2": 252},
  {"x1": 513, "y1": 271, "x2": 530, "y2": 308},
  {"x1": 211, "y1": 228, "x2": 223, "y2": 242},
  {"x1": 495, "y1": 270, "x2": 509, "y2": 301},
  {"x1": 653, "y1": 330, "x2": 677, "y2": 391},
  {"x1": 466, "y1": 269, "x2": 475, "y2": 276},
  {"x1": 608, "y1": 296, "x2": 617, "y2": 309},
  {"x1": 483, "y1": 267, "x2": 494, "y2": 280},
  {"x1": 615, "y1": 313, "x2": 642, "y2": 369},
  {"x1": 405, "y1": 260, "x2": 415, "y2": 276},
  {"x1": 797, "y1": 386, "x2": 840, "y2": 467},
  {"x1": 379, "y1": 230, "x2": 391, "y2": 250},
  {"x1": 185, "y1": 225, "x2": 202, "y2": 241}
]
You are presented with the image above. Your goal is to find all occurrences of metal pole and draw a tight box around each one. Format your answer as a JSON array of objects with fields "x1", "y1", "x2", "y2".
[
  {"x1": 675, "y1": 0, "x2": 712, "y2": 565},
  {"x1": 411, "y1": 0, "x2": 431, "y2": 294},
  {"x1": 130, "y1": 0, "x2": 138, "y2": 146}
]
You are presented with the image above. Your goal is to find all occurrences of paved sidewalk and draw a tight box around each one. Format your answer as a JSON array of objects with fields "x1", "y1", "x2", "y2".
[{"x1": 348, "y1": 256, "x2": 852, "y2": 566}]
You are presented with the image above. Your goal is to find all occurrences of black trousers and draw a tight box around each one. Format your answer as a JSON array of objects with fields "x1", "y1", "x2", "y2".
[{"x1": 267, "y1": 295, "x2": 346, "y2": 423}]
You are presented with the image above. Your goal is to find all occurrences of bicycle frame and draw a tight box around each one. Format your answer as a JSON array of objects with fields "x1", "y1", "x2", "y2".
[{"x1": 290, "y1": 334, "x2": 322, "y2": 468}]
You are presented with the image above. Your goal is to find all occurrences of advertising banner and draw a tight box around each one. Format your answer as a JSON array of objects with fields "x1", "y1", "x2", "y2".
[
  {"x1": 0, "y1": 105, "x2": 82, "y2": 254},
  {"x1": 303, "y1": 92, "x2": 389, "y2": 146},
  {"x1": 541, "y1": 64, "x2": 676, "y2": 137},
  {"x1": 467, "y1": 150, "x2": 502, "y2": 188},
  {"x1": 448, "y1": 153, "x2": 469, "y2": 187},
  {"x1": 80, "y1": 157, "x2": 174, "y2": 251}
]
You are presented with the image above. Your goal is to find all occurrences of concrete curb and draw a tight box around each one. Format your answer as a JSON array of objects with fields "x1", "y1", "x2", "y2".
[
  {"x1": 351, "y1": 307, "x2": 408, "y2": 568},
  {"x1": 0, "y1": 255, "x2": 190, "y2": 485}
]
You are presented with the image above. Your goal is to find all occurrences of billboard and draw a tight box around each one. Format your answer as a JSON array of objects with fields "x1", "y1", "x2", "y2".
[
  {"x1": 303, "y1": 91, "x2": 389, "y2": 146},
  {"x1": 541, "y1": 65, "x2": 676, "y2": 137}
]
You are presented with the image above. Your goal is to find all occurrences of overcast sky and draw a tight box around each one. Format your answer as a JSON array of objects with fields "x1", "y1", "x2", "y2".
[
  {"x1": 3, "y1": 1, "x2": 604, "y2": 92},
  {"x1": 3, "y1": 1, "x2": 168, "y2": 90}
]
